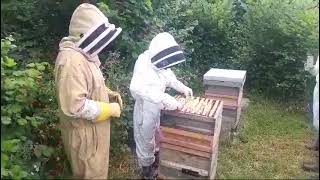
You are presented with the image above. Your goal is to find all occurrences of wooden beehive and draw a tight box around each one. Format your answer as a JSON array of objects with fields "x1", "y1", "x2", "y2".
[
  {"x1": 160, "y1": 95, "x2": 223, "y2": 135},
  {"x1": 203, "y1": 68, "x2": 246, "y2": 140},
  {"x1": 159, "y1": 96, "x2": 223, "y2": 179}
]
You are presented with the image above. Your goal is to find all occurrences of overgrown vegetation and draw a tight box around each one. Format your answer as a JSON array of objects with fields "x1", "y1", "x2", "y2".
[
  {"x1": 1, "y1": 0, "x2": 319, "y2": 178},
  {"x1": 1, "y1": 37, "x2": 66, "y2": 179}
]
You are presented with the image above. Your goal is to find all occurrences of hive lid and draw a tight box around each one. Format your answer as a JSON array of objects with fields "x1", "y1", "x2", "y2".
[{"x1": 203, "y1": 68, "x2": 247, "y2": 83}]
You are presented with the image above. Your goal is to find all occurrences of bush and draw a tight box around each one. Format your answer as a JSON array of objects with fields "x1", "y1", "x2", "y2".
[
  {"x1": 242, "y1": 0, "x2": 318, "y2": 99},
  {"x1": 163, "y1": 0, "x2": 318, "y2": 100},
  {"x1": 1, "y1": 37, "x2": 67, "y2": 179}
]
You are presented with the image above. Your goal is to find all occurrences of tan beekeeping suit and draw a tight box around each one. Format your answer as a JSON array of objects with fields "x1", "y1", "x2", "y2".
[
  {"x1": 54, "y1": 3, "x2": 122, "y2": 179},
  {"x1": 55, "y1": 50, "x2": 110, "y2": 179}
]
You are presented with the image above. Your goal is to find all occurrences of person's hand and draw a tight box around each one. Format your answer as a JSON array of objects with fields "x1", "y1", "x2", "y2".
[
  {"x1": 162, "y1": 94, "x2": 182, "y2": 110},
  {"x1": 95, "y1": 102, "x2": 121, "y2": 122},
  {"x1": 109, "y1": 103, "x2": 121, "y2": 118},
  {"x1": 106, "y1": 87, "x2": 123, "y2": 109},
  {"x1": 111, "y1": 92, "x2": 123, "y2": 110},
  {"x1": 183, "y1": 86, "x2": 193, "y2": 98}
]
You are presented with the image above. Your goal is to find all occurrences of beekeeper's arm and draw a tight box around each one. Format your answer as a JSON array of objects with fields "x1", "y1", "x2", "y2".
[
  {"x1": 57, "y1": 60, "x2": 120, "y2": 122},
  {"x1": 130, "y1": 58, "x2": 180, "y2": 110},
  {"x1": 162, "y1": 68, "x2": 193, "y2": 97}
]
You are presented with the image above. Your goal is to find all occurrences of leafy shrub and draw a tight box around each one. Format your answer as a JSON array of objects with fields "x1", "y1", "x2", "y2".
[
  {"x1": 1, "y1": 37, "x2": 67, "y2": 179},
  {"x1": 1, "y1": 0, "x2": 78, "y2": 61},
  {"x1": 242, "y1": 0, "x2": 318, "y2": 99}
]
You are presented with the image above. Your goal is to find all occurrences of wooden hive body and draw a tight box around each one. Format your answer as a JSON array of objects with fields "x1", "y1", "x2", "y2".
[
  {"x1": 159, "y1": 96, "x2": 223, "y2": 179},
  {"x1": 161, "y1": 96, "x2": 223, "y2": 135},
  {"x1": 203, "y1": 68, "x2": 246, "y2": 140}
]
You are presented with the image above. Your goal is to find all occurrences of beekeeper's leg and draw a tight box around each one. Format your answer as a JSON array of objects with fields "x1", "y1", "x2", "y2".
[
  {"x1": 151, "y1": 123, "x2": 161, "y2": 178},
  {"x1": 61, "y1": 121, "x2": 110, "y2": 179},
  {"x1": 134, "y1": 109, "x2": 157, "y2": 178}
]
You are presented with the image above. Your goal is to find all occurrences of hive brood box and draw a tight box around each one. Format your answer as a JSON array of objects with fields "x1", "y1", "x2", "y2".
[
  {"x1": 203, "y1": 68, "x2": 246, "y2": 140},
  {"x1": 160, "y1": 95, "x2": 223, "y2": 135},
  {"x1": 159, "y1": 96, "x2": 223, "y2": 179}
]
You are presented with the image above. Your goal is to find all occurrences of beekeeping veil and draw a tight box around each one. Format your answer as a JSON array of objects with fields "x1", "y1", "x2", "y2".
[
  {"x1": 148, "y1": 32, "x2": 186, "y2": 70},
  {"x1": 63, "y1": 3, "x2": 122, "y2": 59}
]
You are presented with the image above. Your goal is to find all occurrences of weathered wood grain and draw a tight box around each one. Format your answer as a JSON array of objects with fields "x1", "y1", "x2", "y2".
[
  {"x1": 205, "y1": 85, "x2": 240, "y2": 96},
  {"x1": 208, "y1": 100, "x2": 219, "y2": 117},
  {"x1": 160, "y1": 148, "x2": 210, "y2": 171},
  {"x1": 161, "y1": 143, "x2": 211, "y2": 158},
  {"x1": 161, "y1": 126, "x2": 212, "y2": 142},
  {"x1": 161, "y1": 137, "x2": 212, "y2": 153}
]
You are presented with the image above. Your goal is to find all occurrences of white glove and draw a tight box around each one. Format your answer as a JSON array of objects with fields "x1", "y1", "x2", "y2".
[
  {"x1": 162, "y1": 94, "x2": 182, "y2": 110},
  {"x1": 183, "y1": 86, "x2": 193, "y2": 98}
]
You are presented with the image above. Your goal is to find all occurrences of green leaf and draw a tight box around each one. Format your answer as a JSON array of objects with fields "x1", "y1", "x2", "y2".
[
  {"x1": 1, "y1": 139, "x2": 20, "y2": 153},
  {"x1": 36, "y1": 64, "x2": 45, "y2": 71},
  {"x1": 12, "y1": 71, "x2": 24, "y2": 76},
  {"x1": 17, "y1": 119, "x2": 28, "y2": 126},
  {"x1": 26, "y1": 63, "x2": 35, "y2": 68},
  {"x1": 4, "y1": 79, "x2": 16, "y2": 89},
  {"x1": 11, "y1": 165, "x2": 28, "y2": 179},
  {"x1": 1, "y1": 116, "x2": 11, "y2": 125},
  {"x1": 42, "y1": 146, "x2": 54, "y2": 157},
  {"x1": 3, "y1": 57, "x2": 17, "y2": 68},
  {"x1": 15, "y1": 95, "x2": 27, "y2": 103},
  {"x1": 30, "y1": 118, "x2": 41, "y2": 128},
  {"x1": 26, "y1": 69, "x2": 41, "y2": 78},
  {"x1": 9, "y1": 104, "x2": 23, "y2": 114},
  {"x1": 1, "y1": 154, "x2": 9, "y2": 167},
  {"x1": 1, "y1": 167, "x2": 9, "y2": 177}
]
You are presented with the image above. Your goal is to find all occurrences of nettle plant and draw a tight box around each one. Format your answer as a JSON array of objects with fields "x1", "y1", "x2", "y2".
[{"x1": 1, "y1": 36, "x2": 58, "y2": 179}]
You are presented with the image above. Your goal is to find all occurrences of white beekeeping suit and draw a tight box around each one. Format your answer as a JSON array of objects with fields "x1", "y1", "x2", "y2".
[
  {"x1": 130, "y1": 32, "x2": 193, "y2": 179},
  {"x1": 306, "y1": 55, "x2": 319, "y2": 130},
  {"x1": 311, "y1": 56, "x2": 319, "y2": 130}
]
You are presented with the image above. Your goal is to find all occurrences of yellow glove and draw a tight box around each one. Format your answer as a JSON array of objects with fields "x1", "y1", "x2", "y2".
[
  {"x1": 106, "y1": 87, "x2": 123, "y2": 109},
  {"x1": 95, "y1": 102, "x2": 121, "y2": 122}
]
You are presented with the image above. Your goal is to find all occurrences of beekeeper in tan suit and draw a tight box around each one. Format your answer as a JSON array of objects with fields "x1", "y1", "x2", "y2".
[{"x1": 54, "y1": 3, "x2": 123, "y2": 179}]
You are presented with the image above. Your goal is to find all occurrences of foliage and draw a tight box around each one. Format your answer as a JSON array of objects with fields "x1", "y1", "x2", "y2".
[
  {"x1": 1, "y1": 0, "x2": 78, "y2": 61},
  {"x1": 1, "y1": 37, "x2": 66, "y2": 179},
  {"x1": 242, "y1": 0, "x2": 318, "y2": 99}
]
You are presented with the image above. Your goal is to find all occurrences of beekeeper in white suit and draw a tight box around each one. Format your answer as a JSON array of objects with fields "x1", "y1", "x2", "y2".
[
  {"x1": 306, "y1": 55, "x2": 319, "y2": 141},
  {"x1": 303, "y1": 55, "x2": 319, "y2": 172},
  {"x1": 130, "y1": 32, "x2": 193, "y2": 179}
]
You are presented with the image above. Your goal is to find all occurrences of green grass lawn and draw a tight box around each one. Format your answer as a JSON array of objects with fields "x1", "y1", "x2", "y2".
[
  {"x1": 109, "y1": 99, "x2": 319, "y2": 179},
  {"x1": 217, "y1": 99, "x2": 319, "y2": 179}
]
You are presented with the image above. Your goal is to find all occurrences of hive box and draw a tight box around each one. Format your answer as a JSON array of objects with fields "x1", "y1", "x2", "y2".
[
  {"x1": 161, "y1": 96, "x2": 223, "y2": 135},
  {"x1": 203, "y1": 68, "x2": 246, "y2": 140},
  {"x1": 159, "y1": 97, "x2": 223, "y2": 179}
]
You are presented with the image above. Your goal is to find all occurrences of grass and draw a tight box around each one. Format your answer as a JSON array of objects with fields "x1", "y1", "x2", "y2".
[
  {"x1": 217, "y1": 98, "x2": 319, "y2": 179},
  {"x1": 109, "y1": 98, "x2": 319, "y2": 179},
  {"x1": 109, "y1": 152, "x2": 139, "y2": 179}
]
